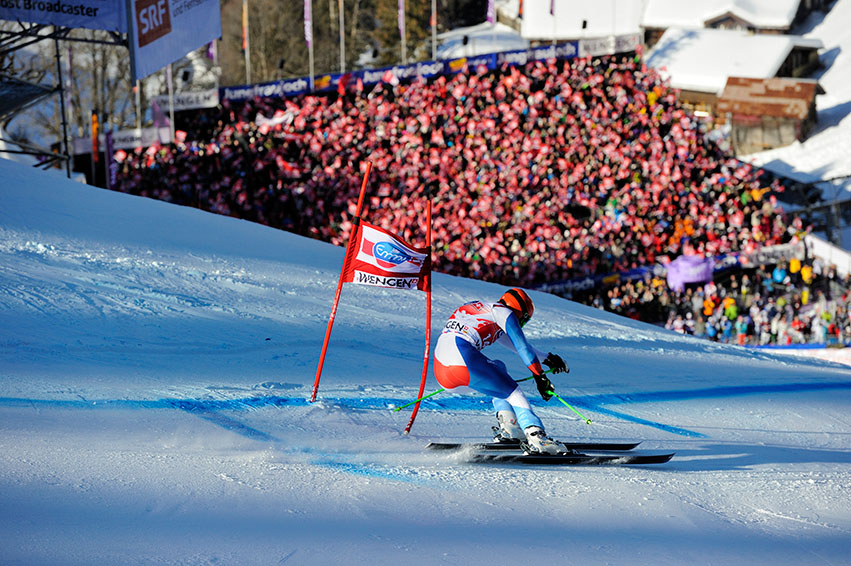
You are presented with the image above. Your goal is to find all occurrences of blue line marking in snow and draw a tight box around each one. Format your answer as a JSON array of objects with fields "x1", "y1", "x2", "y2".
[
  {"x1": 419, "y1": 381, "x2": 851, "y2": 438},
  {"x1": 177, "y1": 403, "x2": 279, "y2": 442},
  {"x1": 315, "y1": 459, "x2": 422, "y2": 484},
  {"x1": 2, "y1": 381, "x2": 850, "y2": 440},
  {"x1": 0, "y1": 396, "x2": 311, "y2": 411},
  {"x1": 582, "y1": 406, "x2": 707, "y2": 438},
  {"x1": 576, "y1": 381, "x2": 851, "y2": 406}
]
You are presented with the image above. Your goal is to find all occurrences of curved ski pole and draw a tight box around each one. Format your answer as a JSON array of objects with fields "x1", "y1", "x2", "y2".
[
  {"x1": 547, "y1": 390, "x2": 593, "y2": 424},
  {"x1": 393, "y1": 368, "x2": 555, "y2": 412}
]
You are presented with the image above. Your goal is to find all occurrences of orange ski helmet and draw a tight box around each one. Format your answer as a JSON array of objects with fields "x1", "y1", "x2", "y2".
[{"x1": 499, "y1": 288, "x2": 535, "y2": 326}]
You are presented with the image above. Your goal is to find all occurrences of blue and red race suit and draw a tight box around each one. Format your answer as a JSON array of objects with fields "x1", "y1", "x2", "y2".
[{"x1": 433, "y1": 300, "x2": 547, "y2": 430}]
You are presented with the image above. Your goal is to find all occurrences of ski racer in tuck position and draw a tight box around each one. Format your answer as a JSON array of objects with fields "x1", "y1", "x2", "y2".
[{"x1": 433, "y1": 288, "x2": 570, "y2": 454}]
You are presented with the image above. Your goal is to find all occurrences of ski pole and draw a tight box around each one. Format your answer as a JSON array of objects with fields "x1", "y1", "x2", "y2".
[
  {"x1": 393, "y1": 387, "x2": 445, "y2": 411},
  {"x1": 392, "y1": 368, "x2": 555, "y2": 412},
  {"x1": 547, "y1": 390, "x2": 593, "y2": 425}
]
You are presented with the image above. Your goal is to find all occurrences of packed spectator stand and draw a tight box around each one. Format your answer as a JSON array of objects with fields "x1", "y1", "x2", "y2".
[{"x1": 113, "y1": 53, "x2": 851, "y2": 347}]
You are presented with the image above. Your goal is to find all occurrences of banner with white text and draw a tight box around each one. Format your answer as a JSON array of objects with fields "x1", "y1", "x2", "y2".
[
  {"x1": 151, "y1": 88, "x2": 219, "y2": 112},
  {"x1": 341, "y1": 223, "x2": 430, "y2": 292},
  {"x1": 72, "y1": 125, "x2": 171, "y2": 154},
  {"x1": 0, "y1": 0, "x2": 126, "y2": 32}
]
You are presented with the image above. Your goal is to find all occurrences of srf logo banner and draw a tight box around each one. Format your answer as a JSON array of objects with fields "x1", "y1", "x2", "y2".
[{"x1": 135, "y1": 0, "x2": 171, "y2": 47}]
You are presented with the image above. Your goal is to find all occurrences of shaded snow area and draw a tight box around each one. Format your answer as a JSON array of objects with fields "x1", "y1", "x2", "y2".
[{"x1": 1, "y1": 157, "x2": 850, "y2": 565}]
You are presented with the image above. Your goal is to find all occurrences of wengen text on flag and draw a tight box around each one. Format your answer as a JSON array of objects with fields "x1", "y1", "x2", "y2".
[{"x1": 341, "y1": 223, "x2": 430, "y2": 292}]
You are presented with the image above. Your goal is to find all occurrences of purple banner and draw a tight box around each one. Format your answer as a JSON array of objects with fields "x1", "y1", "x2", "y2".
[
  {"x1": 666, "y1": 255, "x2": 715, "y2": 292},
  {"x1": 487, "y1": 0, "x2": 495, "y2": 23}
]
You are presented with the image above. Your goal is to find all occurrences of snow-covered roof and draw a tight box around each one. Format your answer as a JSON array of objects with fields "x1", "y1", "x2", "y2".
[
  {"x1": 646, "y1": 27, "x2": 823, "y2": 95},
  {"x1": 435, "y1": 22, "x2": 529, "y2": 59},
  {"x1": 745, "y1": 0, "x2": 851, "y2": 199},
  {"x1": 509, "y1": 0, "x2": 643, "y2": 40},
  {"x1": 642, "y1": 0, "x2": 802, "y2": 30}
]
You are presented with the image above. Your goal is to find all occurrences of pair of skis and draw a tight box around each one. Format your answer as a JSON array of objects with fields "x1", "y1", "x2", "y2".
[{"x1": 426, "y1": 440, "x2": 674, "y2": 466}]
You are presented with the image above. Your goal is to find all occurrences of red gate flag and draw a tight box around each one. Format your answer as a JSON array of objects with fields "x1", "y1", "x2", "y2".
[
  {"x1": 341, "y1": 223, "x2": 430, "y2": 291},
  {"x1": 311, "y1": 160, "x2": 435, "y2": 422}
]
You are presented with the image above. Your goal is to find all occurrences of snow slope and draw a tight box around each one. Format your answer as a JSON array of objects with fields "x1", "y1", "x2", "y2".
[{"x1": 1, "y1": 157, "x2": 850, "y2": 565}]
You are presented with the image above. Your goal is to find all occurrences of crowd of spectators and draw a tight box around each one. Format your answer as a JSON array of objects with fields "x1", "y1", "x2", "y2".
[
  {"x1": 112, "y1": 53, "x2": 849, "y2": 346},
  {"x1": 590, "y1": 256, "x2": 851, "y2": 346}
]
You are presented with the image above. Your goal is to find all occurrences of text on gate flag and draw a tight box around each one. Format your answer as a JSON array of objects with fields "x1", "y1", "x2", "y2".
[{"x1": 341, "y1": 223, "x2": 430, "y2": 291}]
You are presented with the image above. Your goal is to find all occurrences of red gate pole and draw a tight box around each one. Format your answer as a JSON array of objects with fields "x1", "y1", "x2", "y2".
[
  {"x1": 310, "y1": 161, "x2": 373, "y2": 402},
  {"x1": 404, "y1": 197, "x2": 432, "y2": 434}
]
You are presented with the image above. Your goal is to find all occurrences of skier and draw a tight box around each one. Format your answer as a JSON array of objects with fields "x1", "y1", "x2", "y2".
[{"x1": 433, "y1": 288, "x2": 570, "y2": 454}]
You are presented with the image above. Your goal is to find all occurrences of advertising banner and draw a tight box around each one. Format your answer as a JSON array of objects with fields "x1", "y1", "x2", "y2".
[
  {"x1": 536, "y1": 265, "x2": 662, "y2": 296},
  {"x1": 219, "y1": 40, "x2": 588, "y2": 103},
  {"x1": 73, "y1": 125, "x2": 171, "y2": 154},
  {"x1": 221, "y1": 77, "x2": 311, "y2": 101},
  {"x1": 739, "y1": 241, "x2": 806, "y2": 268},
  {"x1": 580, "y1": 33, "x2": 640, "y2": 57},
  {"x1": 341, "y1": 223, "x2": 431, "y2": 292},
  {"x1": 127, "y1": 0, "x2": 221, "y2": 81},
  {"x1": 151, "y1": 88, "x2": 219, "y2": 112},
  {"x1": 0, "y1": 0, "x2": 126, "y2": 32}
]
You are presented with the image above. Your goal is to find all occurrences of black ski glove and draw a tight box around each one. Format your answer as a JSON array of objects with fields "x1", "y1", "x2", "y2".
[
  {"x1": 543, "y1": 352, "x2": 569, "y2": 374},
  {"x1": 535, "y1": 374, "x2": 554, "y2": 401}
]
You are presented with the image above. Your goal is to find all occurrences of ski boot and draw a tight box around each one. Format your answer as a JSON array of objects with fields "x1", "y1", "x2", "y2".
[
  {"x1": 521, "y1": 427, "x2": 576, "y2": 455},
  {"x1": 492, "y1": 410, "x2": 524, "y2": 444}
]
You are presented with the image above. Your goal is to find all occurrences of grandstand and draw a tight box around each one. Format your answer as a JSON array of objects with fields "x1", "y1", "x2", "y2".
[
  {"x1": 4, "y1": 1, "x2": 851, "y2": 350},
  {"x1": 107, "y1": 48, "x2": 849, "y2": 347}
]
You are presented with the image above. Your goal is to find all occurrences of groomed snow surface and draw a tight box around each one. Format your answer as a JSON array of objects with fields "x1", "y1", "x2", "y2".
[{"x1": 1, "y1": 158, "x2": 850, "y2": 565}]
